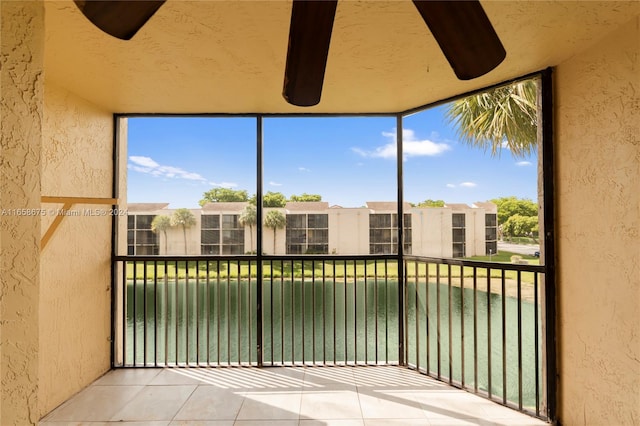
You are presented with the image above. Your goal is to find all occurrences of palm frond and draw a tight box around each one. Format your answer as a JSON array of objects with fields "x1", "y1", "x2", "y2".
[{"x1": 445, "y1": 80, "x2": 538, "y2": 158}]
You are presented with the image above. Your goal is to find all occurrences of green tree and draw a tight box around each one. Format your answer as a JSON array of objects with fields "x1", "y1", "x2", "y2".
[
  {"x1": 289, "y1": 193, "x2": 322, "y2": 202},
  {"x1": 502, "y1": 214, "x2": 539, "y2": 239},
  {"x1": 491, "y1": 196, "x2": 538, "y2": 225},
  {"x1": 170, "y1": 208, "x2": 196, "y2": 254},
  {"x1": 446, "y1": 80, "x2": 537, "y2": 158},
  {"x1": 238, "y1": 204, "x2": 257, "y2": 253},
  {"x1": 264, "y1": 210, "x2": 286, "y2": 254},
  {"x1": 151, "y1": 215, "x2": 172, "y2": 254},
  {"x1": 263, "y1": 191, "x2": 287, "y2": 208},
  {"x1": 199, "y1": 188, "x2": 249, "y2": 206},
  {"x1": 416, "y1": 199, "x2": 445, "y2": 208}
]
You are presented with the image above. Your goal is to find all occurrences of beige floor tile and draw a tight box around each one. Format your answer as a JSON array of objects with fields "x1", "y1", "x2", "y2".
[
  {"x1": 300, "y1": 420, "x2": 365, "y2": 426},
  {"x1": 416, "y1": 391, "x2": 500, "y2": 420},
  {"x1": 236, "y1": 391, "x2": 302, "y2": 420},
  {"x1": 490, "y1": 417, "x2": 548, "y2": 425},
  {"x1": 163, "y1": 368, "x2": 257, "y2": 390},
  {"x1": 40, "y1": 366, "x2": 547, "y2": 426},
  {"x1": 358, "y1": 389, "x2": 427, "y2": 419},
  {"x1": 425, "y1": 419, "x2": 494, "y2": 426},
  {"x1": 40, "y1": 423, "x2": 170, "y2": 426},
  {"x1": 364, "y1": 420, "x2": 430, "y2": 426},
  {"x1": 303, "y1": 367, "x2": 356, "y2": 386},
  {"x1": 42, "y1": 385, "x2": 144, "y2": 422},
  {"x1": 150, "y1": 368, "x2": 215, "y2": 385},
  {"x1": 173, "y1": 386, "x2": 245, "y2": 420},
  {"x1": 111, "y1": 385, "x2": 197, "y2": 421},
  {"x1": 209, "y1": 367, "x2": 306, "y2": 390},
  {"x1": 39, "y1": 423, "x2": 113, "y2": 426},
  {"x1": 92, "y1": 368, "x2": 162, "y2": 386},
  {"x1": 354, "y1": 367, "x2": 438, "y2": 389},
  {"x1": 299, "y1": 387, "x2": 362, "y2": 420}
]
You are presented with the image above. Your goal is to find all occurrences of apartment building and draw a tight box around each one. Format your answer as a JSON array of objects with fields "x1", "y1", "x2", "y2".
[{"x1": 127, "y1": 201, "x2": 498, "y2": 258}]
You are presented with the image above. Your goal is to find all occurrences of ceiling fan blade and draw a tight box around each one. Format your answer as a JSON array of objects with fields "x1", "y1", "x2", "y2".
[
  {"x1": 74, "y1": 0, "x2": 166, "y2": 40},
  {"x1": 412, "y1": 0, "x2": 506, "y2": 80},
  {"x1": 283, "y1": 0, "x2": 338, "y2": 107}
]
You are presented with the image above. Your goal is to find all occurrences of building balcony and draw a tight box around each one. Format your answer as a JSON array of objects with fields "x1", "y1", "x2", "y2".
[{"x1": 35, "y1": 254, "x2": 548, "y2": 424}]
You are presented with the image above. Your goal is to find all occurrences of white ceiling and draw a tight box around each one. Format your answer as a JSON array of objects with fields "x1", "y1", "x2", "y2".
[{"x1": 44, "y1": 1, "x2": 640, "y2": 113}]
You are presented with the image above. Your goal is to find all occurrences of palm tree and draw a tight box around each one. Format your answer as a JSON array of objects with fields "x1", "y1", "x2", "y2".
[
  {"x1": 151, "y1": 215, "x2": 171, "y2": 254},
  {"x1": 238, "y1": 204, "x2": 257, "y2": 253},
  {"x1": 170, "y1": 208, "x2": 196, "y2": 254},
  {"x1": 264, "y1": 210, "x2": 285, "y2": 254},
  {"x1": 445, "y1": 80, "x2": 537, "y2": 158}
]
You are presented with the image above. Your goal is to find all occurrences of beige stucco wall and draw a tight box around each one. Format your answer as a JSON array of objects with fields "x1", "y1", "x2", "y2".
[
  {"x1": 411, "y1": 208, "x2": 453, "y2": 258},
  {"x1": 129, "y1": 205, "x2": 492, "y2": 257},
  {"x1": 466, "y1": 210, "x2": 486, "y2": 257},
  {"x1": 0, "y1": 1, "x2": 44, "y2": 424},
  {"x1": 328, "y1": 208, "x2": 370, "y2": 255},
  {"x1": 155, "y1": 211, "x2": 201, "y2": 255},
  {"x1": 555, "y1": 16, "x2": 639, "y2": 425},
  {"x1": 38, "y1": 82, "x2": 113, "y2": 417}
]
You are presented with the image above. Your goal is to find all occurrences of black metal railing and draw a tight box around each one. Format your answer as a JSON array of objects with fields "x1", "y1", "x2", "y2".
[
  {"x1": 114, "y1": 254, "x2": 400, "y2": 367},
  {"x1": 113, "y1": 253, "x2": 546, "y2": 419},
  {"x1": 403, "y1": 255, "x2": 545, "y2": 418}
]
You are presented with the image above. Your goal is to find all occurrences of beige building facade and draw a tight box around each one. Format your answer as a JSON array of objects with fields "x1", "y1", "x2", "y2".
[{"x1": 127, "y1": 201, "x2": 497, "y2": 258}]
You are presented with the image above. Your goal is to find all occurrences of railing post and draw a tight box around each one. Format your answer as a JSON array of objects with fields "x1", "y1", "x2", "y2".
[
  {"x1": 256, "y1": 115, "x2": 264, "y2": 367},
  {"x1": 396, "y1": 115, "x2": 406, "y2": 366},
  {"x1": 540, "y1": 67, "x2": 557, "y2": 422}
]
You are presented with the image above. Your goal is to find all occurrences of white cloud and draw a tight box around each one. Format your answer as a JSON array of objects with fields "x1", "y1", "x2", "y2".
[
  {"x1": 516, "y1": 161, "x2": 532, "y2": 166},
  {"x1": 298, "y1": 167, "x2": 311, "y2": 172},
  {"x1": 128, "y1": 155, "x2": 209, "y2": 183},
  {"x1": 209, "y1": 181, "x2": 238, "y2": 188},
  {"x1": 269, "y1": 181, "x2": 283, "y2": 186},
  {"x1": 130, "y1": 156, "x2": 159, "y2": 169},
  {"x1": 447, "y1": 182, "x2": 477, "y2": 188},
  {"x1": 353, "y1": 128, "x2": 450, "y2": 159}
]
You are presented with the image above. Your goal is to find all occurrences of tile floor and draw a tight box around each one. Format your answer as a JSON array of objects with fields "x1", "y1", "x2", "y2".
[{"x1": 40, "y1": 366, "x2": 548, "y2": 425}]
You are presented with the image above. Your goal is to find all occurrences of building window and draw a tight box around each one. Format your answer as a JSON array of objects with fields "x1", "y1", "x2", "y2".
[
  {"x1": 127, "y1": 214, "x2": 159, "y2": 255},
  {"x1": 201, "y1": 214, "x2": 220, "y2": 254},
  {"x1": 201, "y1": 214, "x2": 244, "y2": 254},
  {"x1": 286, "y1": 213, "x2": 329, "y2": 254},
  {"x1": 452, "y1": 213, "x2": 466, "y2": 258},
  {"x1": 485, "y1": 213, "x2": 498, "y2": 255},
  {"x1": 222, "y1": 214, "x2": 244, "y2": 254},
  {"x1": 369, "y1": 213, "x2": 412, "y2": 254}
]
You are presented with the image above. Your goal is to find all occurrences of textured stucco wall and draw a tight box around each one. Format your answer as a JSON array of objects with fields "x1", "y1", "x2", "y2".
[
  {"x1": 0, "y1": 1, "x2": 44, "y2": 424},
  {"x1": 411, "y1": 208, "x2": 453, "y2": 258},
  {"x1": 465, "y1": 210, "x2": 486, "y2": 257},
  {"x1": 555, "y1": 17, "x2": 639, "y2": 425},
  {"x1": 328, "y1": 208, "x2": 370, "y2": 255},
  {"x1": 38, "y1": 82, "x2": 113, "y2": 418}
]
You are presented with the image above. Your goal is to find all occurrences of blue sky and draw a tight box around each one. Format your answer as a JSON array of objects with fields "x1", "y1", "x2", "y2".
[{"x1": 127, "y1": 106, "x2": 538, "y2": 209}]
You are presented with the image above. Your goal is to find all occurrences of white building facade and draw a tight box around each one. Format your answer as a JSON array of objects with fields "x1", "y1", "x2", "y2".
[{"x1": 127, "y1": 201, "x2": 498, "y2": 258}]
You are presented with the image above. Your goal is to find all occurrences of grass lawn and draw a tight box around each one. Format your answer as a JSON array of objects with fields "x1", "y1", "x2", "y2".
[
  {"x1": 124, "y1": 251, "x2": 541, "y2": 284},
  {"x1": 467, "y1": 251, "x2": 539, "y2": 263}
]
